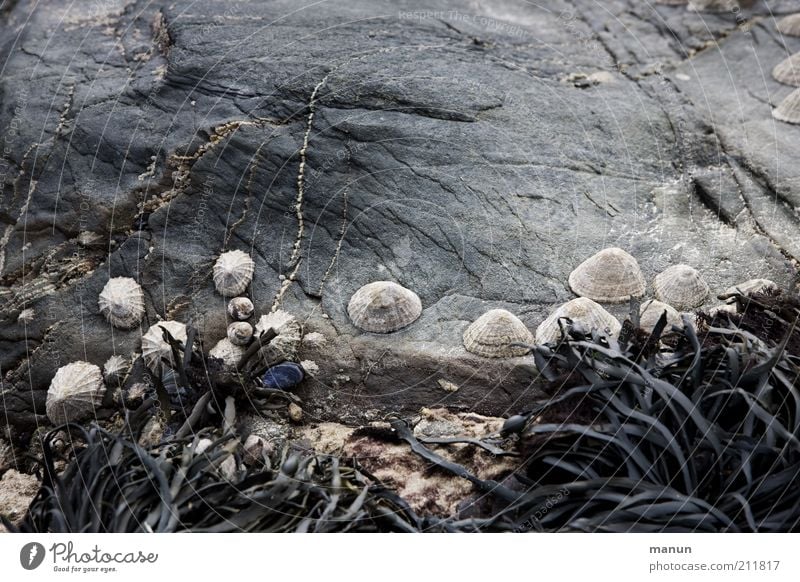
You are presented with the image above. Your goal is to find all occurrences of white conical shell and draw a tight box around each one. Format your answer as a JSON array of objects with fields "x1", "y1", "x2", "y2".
[
  {"x1": 535, "y1": 297, "x2": 622, "y2": 345},
  {"x1": 141, "y1": 320, "x2": 188, "y2": 372},
  {"x1": 209, "y1": 338, "x2": 246, "y2": 368},
  {"x1": 568, "y1": 247, "x2": 646, "y2": 303},
  {"x1": 655, "y1": 0, "x2": 687, "y2": 4},
  {"x1": 777, "y1": 14, "x2": 800, "y2": 37},
  {"x1": 719, "y1": 278, "x2": 778, "y2": 300},
  {"x1": 773, "y1": 53, "x2": 800, "y2": 87},
  {"x1": 688, "y1": 0, "x2": 738, "y2": 12},
  {"x1": 653, "y1": 264, "x2": 709, "y2": 310},
  {"x1": 227, "y1": 297, "x2": 254, "y2": 320},
  {"x1": 103, "y1": 355, "x2": 130, "y2": 384},
  {"x1": 213, "y1": 250, "x2": 254, "y2": 296},
  {"x1": 639, "y1": 299, "x2": 683, "y2": 333},
  {"x1": 98, "y1": 277, "x2": 145, "y2": 329},
  {"x1": 255, "y1": 310, "x2": 302, "y2": 358},
  {"x1": 46, "y1": 361, "x2": 105, "y2": 425},
  {"x1": 773, "y1": 87, "x2": 800, "y2": 124},
  {"x1": 227, "y1": 322, "x2": 253, "y2": 346},
  {"x1": 463, "y1": 309, "x2": 533, "y2": 358},
  {"x1": 347, "y1": 281, "x2": 422, "y2": 333}
]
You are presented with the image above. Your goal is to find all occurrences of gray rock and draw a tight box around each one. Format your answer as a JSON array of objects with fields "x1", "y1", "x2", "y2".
[{"x1": 1, "y1": 0, "x2": 798, "y2": 432}]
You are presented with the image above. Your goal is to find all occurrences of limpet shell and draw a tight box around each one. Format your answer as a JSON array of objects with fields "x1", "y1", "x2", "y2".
[
  {"x1": 209, "y1": 338, "x2": 246, "y2": 368},
  {"x1": 255, "y1": 310, "x2": 302, "y2": 359},
  {"x1": 213, "y1": 250, "x2": 254, "y2": 296},
  {"x1": 688, "y1": 0, "x2": 737, "y2": 12},
  {"x1": 639, "y1": 299, "x2": 682, "y2": 333},
  {"x1": 46, "y1": 361, "x2": 105, "y2": 425},
  {"x1": 773, "y1": 87, "x2": 800, "y2": 125},
  {"x1": 347, "y1": 281, "x2": 422, "y2": 333},
  {"x1": 98, "y1": 277, "x2": 145, "y2": 329},
  {"x1": 718, "y1": 278, "x2": 778, "y2": 300},
  {"x1": 777, "y1": 14, "x2": 800, "y2": 37},
  {"x1": 653, "y1": 264, "x2": 709, "y2": 310},
  {"x1": 535, "y1": 297, "x2": 621, "y2": 345},
  {"x1": 462, "y1": 309, "x2": 533, "y2": 358},
  {"x1": 773, "y1": 53, "x2": 800, "y2": 87},
  {"x1": 568, "y1": 247, "x2": 646, "y2": 303},
  {"x1": 103, "y1": 354, "x2": 130, "y2": 385},
  {"x1": 227, "y1": 297, "x2": 254, "y2": 320},
  {"x1": 141, "y1": 320, "x2": 188, "y2": 372},
  {"x1": 227, "y1": 321, "x2": 253, "y2": 346}
]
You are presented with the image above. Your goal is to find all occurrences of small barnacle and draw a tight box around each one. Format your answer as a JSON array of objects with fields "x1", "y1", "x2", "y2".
[
  {"x1": 98, "y1": 277, "x2": 145, "y2": 329},
  {"x1": 212, "y1": 250, "x2": 255, "y2": 296},
  {"x1": 46, "y1": 361, "x2": 106, "y2": 425},
  {"x1": 208, "y1": 338, "x2": 246, "y2": 368},
  {"x1": 141, "y1": 320, "x2": 187, "y2": 372},
  {"x1": 227, "y1": 321, "x2": 253, "y2": 346},
  {"x1": 462, "y1": 309, "x2": 533, "y2": 358},
  {"x1": 655, "y1": 0, "x2": 687, "y2": 4},
  {"x1": 777, "y1": 14, "x2": 800, "y2": 37},
  {"x1": 103, "y1": 354, "x2": 130, "y2": 385},
  {"x1": 653, "y1": 264, "x2": 709, "y2": 310},
  {"x1": 568, "y1": 247, "x2": 646, "y2": 303},
  {"x1": 17, "y1": 308, "x2": 35, "y2": 324},
  {"x1": 772, "y1": 53, "x2": 800, "y2": 87},
  {"x1": 227, "y1": 296, "x2": 254, "y2": 320},
  {"x1": 77, "y1": 231, "x2": 103, "y2": 247},
  {"x1": 535, "y1": 297, "x2": 621, "y2": 345},
  {"x1": 256, "y1": 309, "x2": 302, "y2": 360},
  {"x1": 639, "y1": 299, "x2": 683, "y2": 333},
  {"x1": 301, "y1": 331, "x2": 327, "y2": 349},
  {"x1": 687, "y1": 0, "x2": 738, "y2": 13},
  {"x1": 773, "y1": 88, "x2": 800, "y2": 125},
  {"x1": 718, "y1": 278, "x2": 778, "y2": 300},
  {"x1": 347, "y1": 281, "x2": 422, "y2": 333}
]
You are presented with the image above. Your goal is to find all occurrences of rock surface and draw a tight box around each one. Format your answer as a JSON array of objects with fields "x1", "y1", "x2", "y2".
[
  {"x1": 297, "y1": 408, "x2": 517, "y2": 516},
  {"x1": 0, "y1": 470, "x2": 39, "y2": 530},
  {"x1": 1, "y1": 0, "x2": 799, "y2": 432}
]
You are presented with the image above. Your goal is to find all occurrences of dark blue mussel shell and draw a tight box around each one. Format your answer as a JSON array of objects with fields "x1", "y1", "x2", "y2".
[{"x1": 262, "y1": 362, "x2": 305, "y2": 390}]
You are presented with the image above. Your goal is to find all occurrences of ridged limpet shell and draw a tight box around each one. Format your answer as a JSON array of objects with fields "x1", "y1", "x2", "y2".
[
  {"x1": 777, "y1": 14, "x2": 800, "y2": 37},
  {"x1": 773, "y1": 53, "x2": 800, "y2": 87},
  {"x1": 213, "y1": 250, "x2": 255, "y2": 296},
  {"x1": 98, "y1": 277, "x2": 145, "y2": 329},
  {"x1": 209, "y1": 338, "x2": 246, "y2": 368},
  {"x1": 773, "y1": 88, "x2": 800, "y2": 125},
  {"x1": 568, "y1": 247, "x2": 646, "y2": 303},
  {"x1": 347, "y1": 281, "x2": 422, "y2": 333},
  {"x1": 535, "y1": 297, "x2": 621, "y2": 345},
  {"x1": 653, "y1": 264, "x2": 709, "y2": 310},
  {"x1": 103, "y1": 354, "x2": 130, "y2": 385},
  {"x1": 255, "y1": 310, "x2": 302, "y2": 359},
  {"x1": 462, "y1": 309, "x2": 533, "y2": 358},
  {"x1": 141, "y1": 320, "x2": 188, "y2": 372},
  {"x1": 46, "y1": 361, "x2": 105, "y2": 425},
  {"x1": 688, "y1": 0, "x2": 737, "y2": 12},
  {"x1": 639, "y1": 299, "x2": 682, "y2": 333}
]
